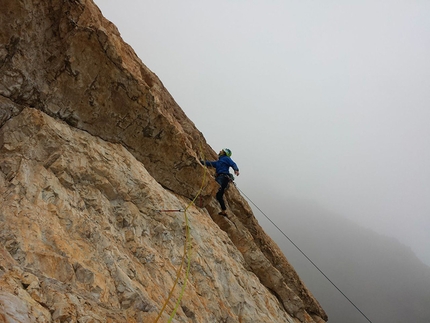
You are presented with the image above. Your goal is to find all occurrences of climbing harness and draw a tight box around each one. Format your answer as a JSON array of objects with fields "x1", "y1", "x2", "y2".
[
  {"x1": 216, "y1": 173, "x2": 235, "y2": 182},
  {"x1": 153, "y1": 143, "x2": 208, "y2": 323}
]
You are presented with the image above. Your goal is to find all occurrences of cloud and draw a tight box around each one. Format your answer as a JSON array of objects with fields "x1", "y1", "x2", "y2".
[{"x1": 95, "y1": 0, "x2": 430, "y2": 266}]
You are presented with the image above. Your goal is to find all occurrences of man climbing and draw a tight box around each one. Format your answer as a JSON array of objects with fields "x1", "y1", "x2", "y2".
[{"x1": 202, "y1": 148, "x2": 240, "y2": 216}]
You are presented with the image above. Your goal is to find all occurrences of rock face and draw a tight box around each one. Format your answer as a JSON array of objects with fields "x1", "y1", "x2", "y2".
[{"x1": 0, "y1": 1, "x2": 327, "y2": 322}]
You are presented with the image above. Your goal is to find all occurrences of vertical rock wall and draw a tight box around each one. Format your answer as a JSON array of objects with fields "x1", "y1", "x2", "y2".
[{"x1": 0, "y1": 0, "x2": 327, "y2": 322}]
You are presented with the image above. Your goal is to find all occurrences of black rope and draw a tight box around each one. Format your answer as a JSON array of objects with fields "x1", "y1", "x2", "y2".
[
  {"x1": 157, "y1": 209, "x2": 184, "y2": 213},
  {"x1": 236, "y1": 186, "x2": 374, "y2": 323}
]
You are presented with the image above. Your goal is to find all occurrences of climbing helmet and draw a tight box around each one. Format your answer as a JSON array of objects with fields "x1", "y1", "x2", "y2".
[{"x1": 223, "y1": 148, "x2": 232, "y2": 157}]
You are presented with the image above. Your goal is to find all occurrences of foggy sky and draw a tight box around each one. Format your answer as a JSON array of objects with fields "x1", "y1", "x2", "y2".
[{"x1": 94, "y1": 0, "x2": 430, "y2": 266}]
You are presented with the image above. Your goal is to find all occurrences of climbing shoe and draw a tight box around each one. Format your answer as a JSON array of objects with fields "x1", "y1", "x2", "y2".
[{"x1": 218, "y1": 211, "x2": 228, "y2": 217}]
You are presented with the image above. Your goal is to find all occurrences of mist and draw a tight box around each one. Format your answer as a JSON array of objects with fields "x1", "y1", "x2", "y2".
[
  {"x1": 94, "y1": 1, "x2": 430, "y2": 321},
  {"x1": 95, "y1": 0, "x2": 430, "y2": 269},
  {"x1": 251, "y1": 193, "x2": 430, "y2": 322},
  {"x1": 95, "y1": 0, "x2": 430, "y2": 278}
]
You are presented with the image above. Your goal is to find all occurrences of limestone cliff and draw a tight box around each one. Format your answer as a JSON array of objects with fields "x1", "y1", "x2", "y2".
[{"x1": 0, "y1": 1, "x2": 327, "y2": 322}]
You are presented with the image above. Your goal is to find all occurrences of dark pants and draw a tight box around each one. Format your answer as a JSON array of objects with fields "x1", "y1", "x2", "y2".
[{"x1": 215, "y1": 174, "x2": 231, "y2": 211}]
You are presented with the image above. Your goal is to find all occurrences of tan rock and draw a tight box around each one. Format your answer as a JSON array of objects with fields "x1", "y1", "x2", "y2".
[
  {"x1": 0, "y1": 108, "x2": 300, "y2": 322},
  {"x1": 0, "y1": 0, "x2": 327, "y2": 322}
]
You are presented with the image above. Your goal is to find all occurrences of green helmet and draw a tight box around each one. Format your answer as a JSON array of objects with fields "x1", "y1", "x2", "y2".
[{"x1": 223, "y1": 148, "x2": 232, "y2": 157}]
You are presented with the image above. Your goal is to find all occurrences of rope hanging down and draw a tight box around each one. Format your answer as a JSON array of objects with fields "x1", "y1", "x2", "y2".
[
  {"x1": 153, "y1": 143, "x2": 208, "y2": 323},
  {"x1": 236, "y1": 186, "x2": 374, "y2": 323}
]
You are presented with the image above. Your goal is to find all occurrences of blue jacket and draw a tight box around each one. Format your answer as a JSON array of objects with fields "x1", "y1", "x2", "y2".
[{"x1": 204, "y1": 155, "x2": 239, "y2": 175}]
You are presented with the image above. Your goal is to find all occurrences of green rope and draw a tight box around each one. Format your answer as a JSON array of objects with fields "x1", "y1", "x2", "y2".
[
  {"x1": 154, "y1": 143, "x2": 208, "y2": 323},
  {"x1": 168, "y1": 143, "x2": 208, "y2": 321}
]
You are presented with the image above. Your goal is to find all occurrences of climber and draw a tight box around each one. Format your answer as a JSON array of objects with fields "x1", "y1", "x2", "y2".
[{"x1": 201, "y1": 148, "x2": 240, "y2": 216}]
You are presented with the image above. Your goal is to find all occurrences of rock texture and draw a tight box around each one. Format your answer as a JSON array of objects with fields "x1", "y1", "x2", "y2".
[{"x1": 0, "y1": 1, "x2": 327, "y2": 322}]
